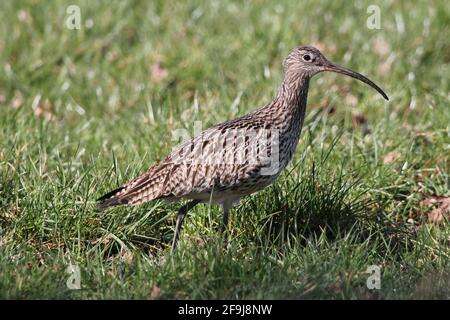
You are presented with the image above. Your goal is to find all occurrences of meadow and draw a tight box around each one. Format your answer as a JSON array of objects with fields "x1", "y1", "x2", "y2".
[{"x1": 0, "y1": 0, "x2": 449, "y2": 299}]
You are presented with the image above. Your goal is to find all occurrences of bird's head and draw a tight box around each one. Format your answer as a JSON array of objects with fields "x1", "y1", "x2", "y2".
[{"x1": 284, "y1": 46, "x2": 389, "y2": 100}]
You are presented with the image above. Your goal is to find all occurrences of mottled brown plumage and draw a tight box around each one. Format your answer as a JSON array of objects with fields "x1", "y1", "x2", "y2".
[{"x1": 97, "y1": 46, "x2": 388, "y2": 251}]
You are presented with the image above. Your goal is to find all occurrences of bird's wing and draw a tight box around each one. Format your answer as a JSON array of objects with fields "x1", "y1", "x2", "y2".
[
  {"x1": 98, "y1": 115, "x2": 280, "y2": 208},
  {"x1": 160, "y1": 120, "x2": 279, "y2": 197}
]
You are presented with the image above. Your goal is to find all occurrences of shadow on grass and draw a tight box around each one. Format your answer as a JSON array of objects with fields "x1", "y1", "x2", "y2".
[
  {"x1": 0, "y1": 174, "x2": 22, "y2": 230},
  {"x1": 238, "y1": 161, "x2": 415, "y2": 255}
]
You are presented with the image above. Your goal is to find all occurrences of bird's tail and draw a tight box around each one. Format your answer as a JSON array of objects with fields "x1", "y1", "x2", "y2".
[
  {"x1": 97, "y1": 163, "x2": 174, "y2": 210},
  {"x1": 96, "y1": 186, "x2": 129, "y2": 210}
]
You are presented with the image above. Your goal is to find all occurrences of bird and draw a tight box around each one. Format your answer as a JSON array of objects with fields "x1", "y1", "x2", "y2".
[{"x1": 97, "y1": 46, "x2": 389, "y2": 251}]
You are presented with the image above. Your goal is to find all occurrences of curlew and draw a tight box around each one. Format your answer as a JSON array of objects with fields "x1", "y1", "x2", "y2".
[{"x1": 97, "y1": 46, "x2": 388, "y2": 251}]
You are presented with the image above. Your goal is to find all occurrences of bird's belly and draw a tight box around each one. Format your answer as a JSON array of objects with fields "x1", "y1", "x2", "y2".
[
  {"x1": 184, "y1": 185, "x2": 274, "y2": 207},
  {"x1": 175, "y1": 167, "x2": 280, "y2": 205}
]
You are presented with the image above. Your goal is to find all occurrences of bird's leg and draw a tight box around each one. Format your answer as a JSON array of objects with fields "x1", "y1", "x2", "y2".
[
  {"x1": 171, "y1": 200, "x2": 200, "y2": 252},
  {"x1": 220, "y1": 202, "x2": 232, "y2": 248}
]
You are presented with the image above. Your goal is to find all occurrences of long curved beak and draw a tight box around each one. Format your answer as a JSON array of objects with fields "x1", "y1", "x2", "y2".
[{"x1": 323, "y1": 63, "x2": 389, "y2": 101}]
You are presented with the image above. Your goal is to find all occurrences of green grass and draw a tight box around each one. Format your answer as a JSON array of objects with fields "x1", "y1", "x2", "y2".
[{"x1": 0, "y1": 0, "x2": 449, "y2": 299}]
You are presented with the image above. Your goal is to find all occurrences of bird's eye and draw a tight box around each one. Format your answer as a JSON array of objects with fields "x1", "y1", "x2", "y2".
[{"x1": 302, "y1": 54, "x2": 312, "y2": 62}]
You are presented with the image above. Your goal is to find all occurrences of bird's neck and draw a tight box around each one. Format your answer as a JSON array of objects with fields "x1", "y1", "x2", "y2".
[
  {"x1": 259, "y1": 71, "x2": 310, "y2": 169},
  {"x1": 270, "y1": 71, "x2": 310, "y2": 129}
]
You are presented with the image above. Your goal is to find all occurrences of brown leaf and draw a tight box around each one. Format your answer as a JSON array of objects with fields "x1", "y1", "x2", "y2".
[
  {"x1": 17, "y1": 9, "x2": 33, "y2": 24},
  {"x1": 351, "y1": 112, "x2": 367, "y2": 127},
  {"x1": 345, "y1": 94, "x2": 358, "y2": 107},
  {"x1": 372, "y1": 37, "x2": 390, "y2": 57},
  {"x1": 333, "y1": 274, "x2": 342, "y2": 294},
  {"x1": 420, "y1": 195, "x2": 450, "y2": 206},
  {"x1": 310, "y1": 41, "x2": 337, "y2": 55},
  {"x1": 428, "y1": 209, "x2": 443, "y2": 224},
  {"x1": 378, "y1": 59, "x2": 393, "y2": 75},
  {"x1": 151, "y1": 63, "x2": 168, "y2": 83},
  {"x1": 150, "y1": 285, "x2": 161, "y2": 300},
  {"x1": 34, "y1": 99, "x2": 54, "y2": 120},
  {"x1": 0, "y1": 205, "x2": 19, "y2": 221},
  {"x1": 121, "y1": 250, "x2": 134, "y2": 265},
  {"x1": 190, "y1": 235, "x2": 206, "y2": 247},
  {"x1": 12, "y1": 92, "x2": 24, "y2": 109},
  {"x1": 420, "y1": 195, "x2": 450, "y2": 225},
  {"x1": 383, "y1": 151, "x2": 401, "y2": 164},
  {"x1": 91, "y1": 235, "x2": 112, "y2": 245},
  {"x1": 42, "y1": 242, "x2": 57, "y2": 250}
]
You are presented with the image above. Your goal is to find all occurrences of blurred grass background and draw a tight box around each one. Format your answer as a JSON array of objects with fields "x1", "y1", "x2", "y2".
[{"x1": 0, "y1": 0, "x2": 449, "y2": 299}]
